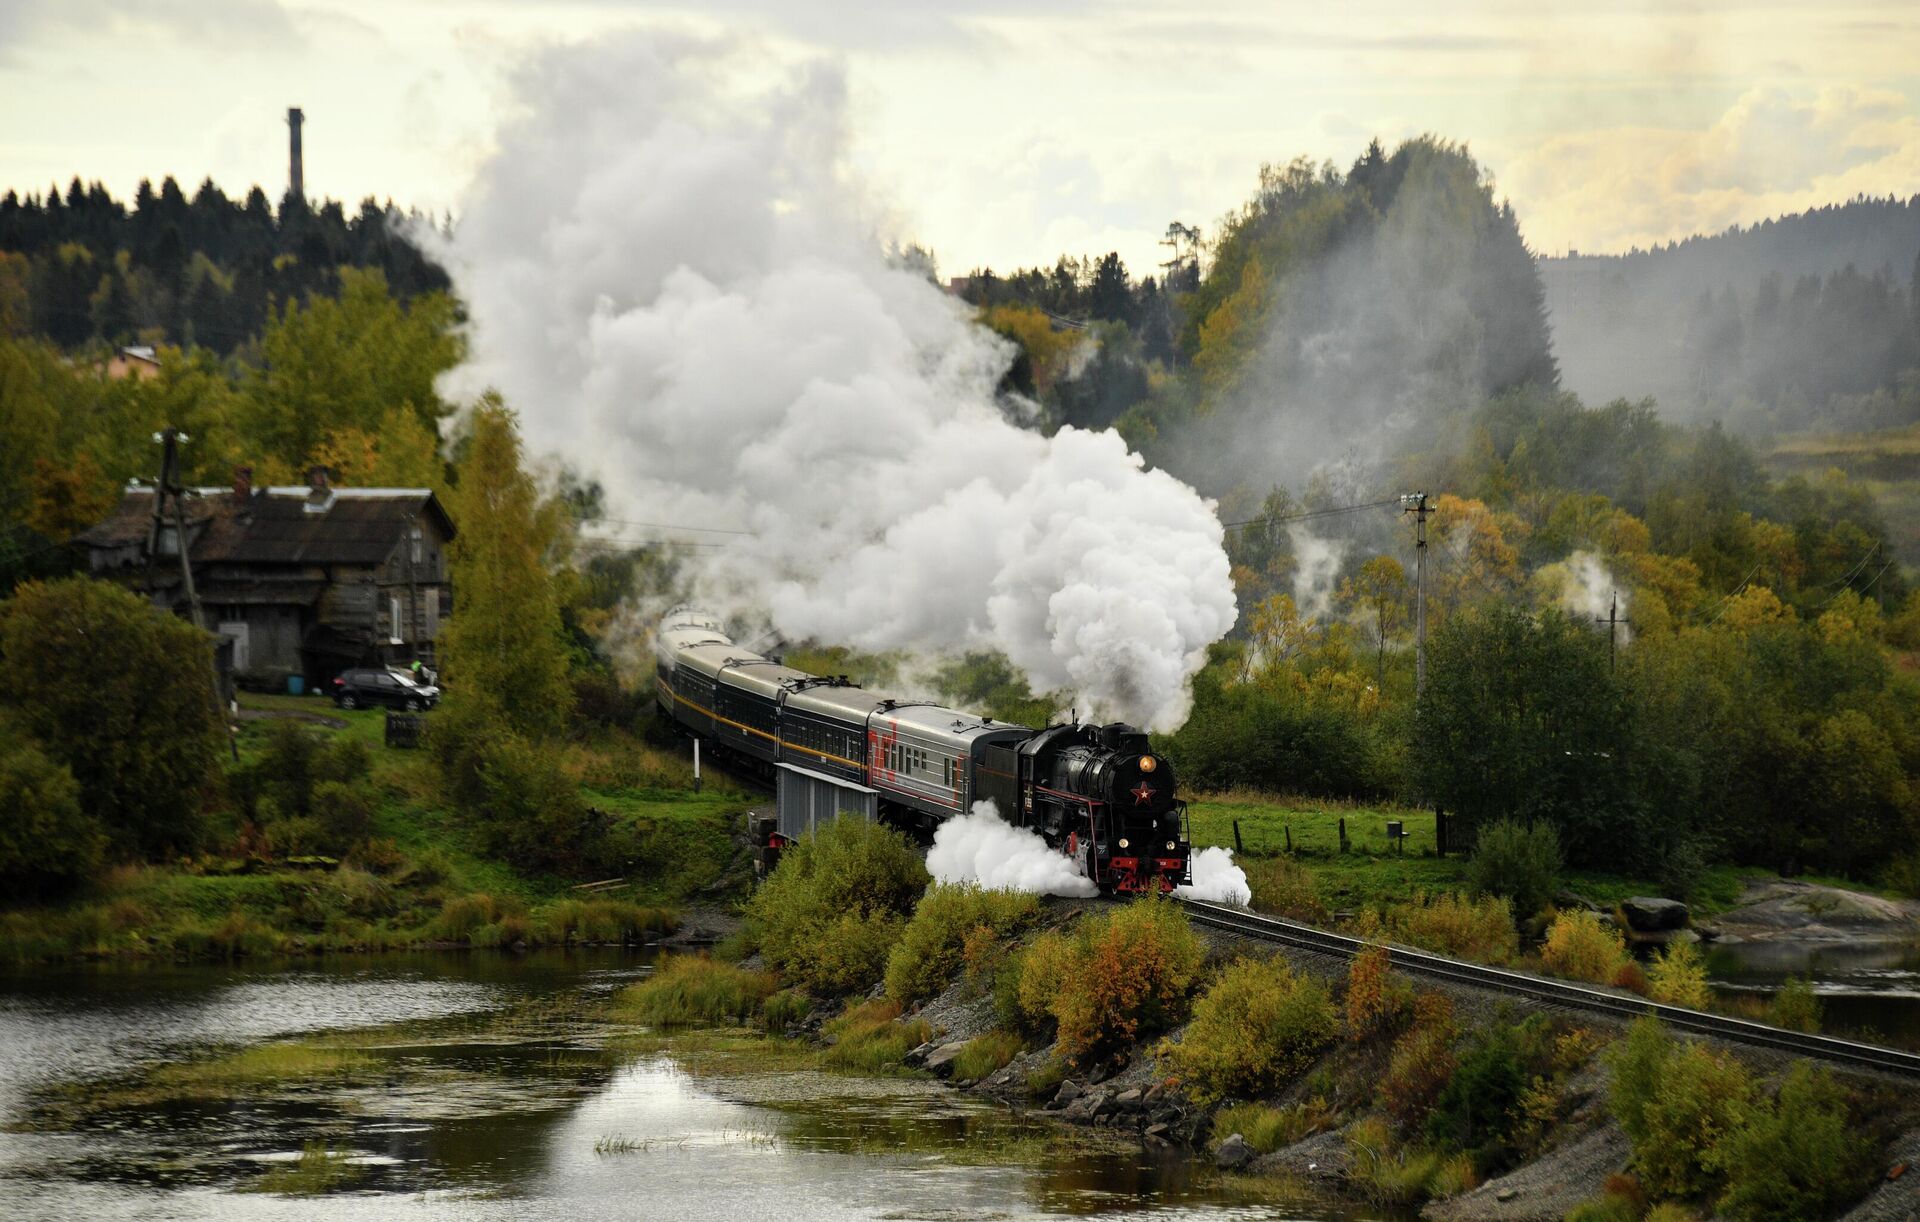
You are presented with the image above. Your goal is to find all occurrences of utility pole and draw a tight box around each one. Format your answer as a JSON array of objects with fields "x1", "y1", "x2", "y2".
[
  {"x1": 154, "y1": 429, "x2": 239, "y2": 760},
  {"x1": 1403, "y1": 492, "x2": 1431, "y2": 697},
  {"x1": 1596, "y1": 591, "x2": 1628, "y2": 672}
]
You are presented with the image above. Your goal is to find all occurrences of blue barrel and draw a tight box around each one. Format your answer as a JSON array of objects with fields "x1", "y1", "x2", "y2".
[{"x1": 287, "y1": 675, "x2": 306, "y2": 696}]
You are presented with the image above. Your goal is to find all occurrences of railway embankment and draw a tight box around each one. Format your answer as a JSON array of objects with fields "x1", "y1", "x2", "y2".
[{"x1": 669, "y1": 831, "x2": 1920, "y2": 1222}]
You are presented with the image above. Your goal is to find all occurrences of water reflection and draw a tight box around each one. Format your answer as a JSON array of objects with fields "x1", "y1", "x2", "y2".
[
  {"x1": 0, "y1": 951, "x2": 1357, "y2": 1221},
  {"x1": 1707, "y1": 939, "x2": 1920, "y2": 1049}
]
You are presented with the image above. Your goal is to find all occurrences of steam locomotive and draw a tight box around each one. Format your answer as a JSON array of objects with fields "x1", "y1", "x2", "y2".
[{"x1": 653, "y1": 606, "x2": 1190, "y2": 893}]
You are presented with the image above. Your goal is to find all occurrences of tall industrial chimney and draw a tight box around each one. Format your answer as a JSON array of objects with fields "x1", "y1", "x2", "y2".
[{"x1": 287, "y1": 107, "x2": 305, "y2": 204}]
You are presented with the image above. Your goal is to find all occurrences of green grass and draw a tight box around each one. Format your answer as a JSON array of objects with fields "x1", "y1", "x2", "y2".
[
  {"x1": 152, "y1": 1042, "x2": 376, "y2": 1095},
  {"x1": 616, "y1": 955, "x2": 778, "y2": 1026},
  {"x1": 821, "y1": 999, "x2": 932, "y2": 1074},
  {"x1": 949, "y1": 1030, "x2": 1025, "y2": 1082},
  {"x1": 1186, "y1": 792, "x2": 1776, "y2": 919}
]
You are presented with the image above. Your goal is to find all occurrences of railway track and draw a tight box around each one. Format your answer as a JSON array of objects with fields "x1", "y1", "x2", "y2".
[{"x1": 1174, "y1": 896, "x2": 1920, "y2": 1079}]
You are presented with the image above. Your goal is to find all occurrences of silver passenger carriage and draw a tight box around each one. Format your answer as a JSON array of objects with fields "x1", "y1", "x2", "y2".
[{"x1": 654, "y1": 605, "x2": 1026, "y2": 828}]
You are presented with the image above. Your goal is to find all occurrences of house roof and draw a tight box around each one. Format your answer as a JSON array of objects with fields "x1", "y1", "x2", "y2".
[{"x1": 77, "y1": 485, "x2": 455, "y2": 567}]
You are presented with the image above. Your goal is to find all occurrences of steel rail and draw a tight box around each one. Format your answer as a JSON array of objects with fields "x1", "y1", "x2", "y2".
[{"x1": 1174, "y1": 896, "x2": 1920, "y2": 1078}]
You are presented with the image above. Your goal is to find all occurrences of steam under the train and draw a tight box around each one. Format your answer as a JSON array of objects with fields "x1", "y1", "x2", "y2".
[{"x1": 653, "y1": 606, "x2": 1191, "y2": 893}]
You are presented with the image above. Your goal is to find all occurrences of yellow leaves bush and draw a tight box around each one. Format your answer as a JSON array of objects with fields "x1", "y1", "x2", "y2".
[
  {"x1": 1016, "y1": 897, "x2": 1204, "y2": 1066},
  {"x1": 1647, "y1": 940, "x2": 1711, "y2": 1009},
  {"x1": 883, "y1": 883, "x2": 1038, "y2": 1006},
  {"x1": 1244, "y1": 855, "x2": 1326, "y2": 922},
  {"x1": 1162, "y1": 956, "x2": 1336, "y2": 1103},
  {"x1": 1387, "y1": 892, "x2": 1518, "y2": 964},
  {"x1": 1540, "y1": 909, "x2": 1630, "y2": 985},
  {"x1": 1344, "y1": 945, "x2": 1398, "y2": 1040}
]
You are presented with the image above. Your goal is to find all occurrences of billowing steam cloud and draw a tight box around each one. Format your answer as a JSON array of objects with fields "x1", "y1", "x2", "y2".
[
  {"x1": 928, "y1": 803, "x2": 1098, "y2": 898},
  {"x1": 436, "y1": 35, "x2": 1235, "y2": 730},
  {"x1": 1175, "y1": 846, "x2": 1252, "y2": 906}
]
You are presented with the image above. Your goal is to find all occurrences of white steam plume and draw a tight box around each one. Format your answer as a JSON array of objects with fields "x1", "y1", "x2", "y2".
[
  {"x1": 1175, "y1": 846, "x2": 1252, "y2": 906},
  {"x1": 1536, "y1": 551, "x2": 1630, "y2": 641},
  {"x1": 928, "y1": 802, "x2": 1098, "y2": 898},
  {"x1": 1289, "y1": 525, "x2": 1348, "y2": 621},
  {"x1": 435, "y1": 36, "x2": 1236, "y2": 730}
]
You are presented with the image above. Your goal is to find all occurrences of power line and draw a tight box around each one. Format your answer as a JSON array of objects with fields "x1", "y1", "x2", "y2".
[{"x1": 1221, "y1": 497, "x2": 1406, "y2": 533}]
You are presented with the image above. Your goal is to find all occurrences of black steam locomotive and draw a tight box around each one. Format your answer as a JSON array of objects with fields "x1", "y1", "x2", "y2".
[{"x1": 655, "y1": 606, "x2": 1190, "y2": 893}]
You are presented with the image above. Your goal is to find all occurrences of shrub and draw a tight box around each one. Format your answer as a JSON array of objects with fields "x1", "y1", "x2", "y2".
[
  {"x1": 310, "y1": 780, "x2": 374, "y2": 853},
  {"x1": 884, "y1": 884, "x2": 1039, "y2": 1005},
  {"x1": 1211, "y1": 1099, "x2": 1334, "y2": 1154},
  {"x1": 1245, "y1": 856, "x2": 1327, "y2": 922},
  {"x1": 1426, "y1": 1025, "x2": 1528, "y2": 1154},
  {"x1": 1019, "y1": 897, "x2": 1204, "y2": 1066},
  {"x1": 1383, "y1": 1022, "x2": 1457, "y2": 1127},
  {"x1": 1162, "y1": 956, "x2": 1336, "y2": 1102},
  {"x1": 1647, "y1": 940, "x2": 1710, "y2": 1009},
  {"x1": 950, "y1": 1030, "x2": 1024, "y2": 1082},
  {"x1": 821, "y1": 999, "x2": 931, "y2": 1072},
  {"x1": 0, "y1": 733, "x2": 103, "y2": 898},
  {"x1": 0, "y1": 577, "x2": 223, "y2": 857},
  {"x1": 745, "y1": 817, "x2": 929, "y2": 995},
  {"x1": 1767, "y1": 977, "x2": 1822, "y2": 1033},
  {"x1": 1540, "y1": 910, "x2": 1630, "y2": 984},
  {"x1": 1387, "y1": 892, "x2": 1517, "y2": 964},
  {"x1": 1610, "y1": 960, "x2": 1649, "y2": 995},
  {"x1": 431, "y1": 892, "x2": 524, "y2": 942},
  {"x1": 620, "y1": 955, "x2": 778, "y2": 1025},
  {"x1": 1714, "y1": 1063, "x2": 1872, "y2": 1220},
  {"x1": 1565, "y1": 1195, "x2": 1640, "y2": 1222},
  {"x1": 1467, "y1": 818, "x2": 1563, "y2": 920},
  {"x1": 759, "y1": 988, "x2": 813, "y2": 1032},
  {"x1": 1009, "y1": 928, "x2": 1076, "y2": 1034},
  {"x1": 1346, "y1": 1116, "x2": 1449, "y2": 1205},
  {"x1": 1345, "y1": 944, "x2": 1399, "y2": 1040},
  {"x1": 1609, "y1": 1017, "x2": 1753, "y2": 1198}
]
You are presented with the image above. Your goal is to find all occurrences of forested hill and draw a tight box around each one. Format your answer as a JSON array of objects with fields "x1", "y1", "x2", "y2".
[
  {"x1": 1540, "y1": 197, "x2": 1920, "y2": 432},
  {"x1": 0, "y1": 177, "x2": 449, "y2": 354}
]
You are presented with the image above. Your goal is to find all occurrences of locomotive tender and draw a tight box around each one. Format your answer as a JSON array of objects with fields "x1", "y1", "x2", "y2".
[{"x1": 654, "y1": 606, "x2": 1191, "y2": 893}]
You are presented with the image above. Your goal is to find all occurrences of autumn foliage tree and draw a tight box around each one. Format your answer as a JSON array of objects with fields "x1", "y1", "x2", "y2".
[{"x1": 0, "y1": 577, "x2": 223, "y2": 859}]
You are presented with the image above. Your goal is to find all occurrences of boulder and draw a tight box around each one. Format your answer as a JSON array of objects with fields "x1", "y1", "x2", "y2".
[
  {"x1": 923, "y1": 1041, "x2": 970, "y2": 1074},
  {"x1": 1053, "y1": 1080, "x2": 1083, "y2": 1108},
  {"x1": 1215, "y1": 1133, "x2": 1253, "y2": 1170},
  {"x1": 904, "y1": 1041, "x2": 934, "y2": 1068},
  {"x1": 1621, "y1": 896, "x2": 1690, "y2": 932},
  {"x1": 1113, "y1": 1088, "x2": 1144, "y2": 1112}
]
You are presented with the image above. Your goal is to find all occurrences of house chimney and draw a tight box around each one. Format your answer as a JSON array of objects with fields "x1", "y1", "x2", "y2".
[
  {"x1": 304, "y1": 464, "x2": 336, "y2": 514},
  {"x1": 232, "y1": 466, "x2": 253, "y2": 503}
]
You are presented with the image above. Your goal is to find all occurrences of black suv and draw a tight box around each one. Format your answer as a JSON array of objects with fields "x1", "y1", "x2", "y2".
[{"x1": 331, "y1": 667, "x2": 440, "y2": 711}]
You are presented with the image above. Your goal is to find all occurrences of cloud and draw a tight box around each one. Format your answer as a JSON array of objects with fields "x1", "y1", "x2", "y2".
[
  {"x1": 1506, "y1": 84, "x2": 1920, "y2": 253},
  {"x1": 0, "y1": 0, "x2": 301, "y2": 54}
]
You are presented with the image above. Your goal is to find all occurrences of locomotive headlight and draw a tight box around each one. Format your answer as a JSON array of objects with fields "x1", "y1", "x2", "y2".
[
  {"x1": 1118, "y1": 838, "x2": 1130, "y2": 849},
  {"x1": 1138, "y1": 755, "x2": 1157, "y2": 773},
  {"x1": 1167, "y1": 840, "x2": 1176, "y2": 851}
]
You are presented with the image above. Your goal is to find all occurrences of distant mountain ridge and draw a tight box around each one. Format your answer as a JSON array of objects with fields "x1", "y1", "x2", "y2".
[{"x1": 1538, "y1": 197, "x2": 1920, "y2": 430}]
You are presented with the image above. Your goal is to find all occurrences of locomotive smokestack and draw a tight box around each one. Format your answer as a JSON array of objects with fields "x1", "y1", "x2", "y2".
[{"x1": 287, "y1": 107, "x2": 304, "y2": 203}]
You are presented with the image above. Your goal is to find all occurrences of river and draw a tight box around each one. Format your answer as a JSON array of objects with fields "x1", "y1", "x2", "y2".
[{"x1": 0, "y1": 951, "x2": 1364, "y2": 1221}]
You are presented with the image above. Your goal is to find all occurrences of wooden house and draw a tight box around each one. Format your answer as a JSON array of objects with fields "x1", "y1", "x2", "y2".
[{"x1": 76, "y1": 467, "x2": 455, "y2": 687}]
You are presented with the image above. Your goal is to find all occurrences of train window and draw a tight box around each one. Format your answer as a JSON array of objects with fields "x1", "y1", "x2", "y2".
[{"x1": 943, "y1": 757, "x2": 955, "y2": 787}]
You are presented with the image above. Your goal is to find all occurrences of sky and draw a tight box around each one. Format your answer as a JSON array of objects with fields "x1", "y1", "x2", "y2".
[{"x1": 3, "y1": 0, "x2": 1919, "y2": 277}]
